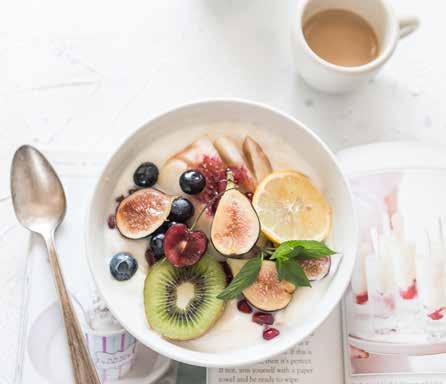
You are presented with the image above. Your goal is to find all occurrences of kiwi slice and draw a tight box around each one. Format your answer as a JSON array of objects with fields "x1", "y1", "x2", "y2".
[{"x1": 144, "y1": 254, "x2": 226, "y2": 340}]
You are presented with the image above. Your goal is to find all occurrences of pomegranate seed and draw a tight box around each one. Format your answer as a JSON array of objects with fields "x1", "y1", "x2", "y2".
[
  {"x1": 245, "y1": 192, "x2": 253, "y2": 201},
  {"x1": 145, "y1": 249, "x2": 156, "y2": 266},
  {"x1": 115, "y1": 195, "x2": 125, "y2": 203},
  {"x1": 237, "y1": 299, "x2": 252, "y2": 314},
  {"x1": 355, "y1": 293, "x2": 368, "y2": 305},
  {"x1": 252, "y1": 312, "x2": 274, "y2": 325},
  {"x1": 107, "y1": 214, "x2": 116, "y2": 229},
  {"x1": 263, "y1": 328, "x2": 280, "y2": 340}
]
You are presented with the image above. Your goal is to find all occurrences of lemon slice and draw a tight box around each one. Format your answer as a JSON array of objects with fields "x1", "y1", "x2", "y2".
[{"x1": 252, "y1": 171, "x2": 332, "y2": 243}]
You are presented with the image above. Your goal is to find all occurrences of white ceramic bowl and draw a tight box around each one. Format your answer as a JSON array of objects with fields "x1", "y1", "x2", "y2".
[{"x1": 86, "y1": 99, "x2": 357, "y2": 367}]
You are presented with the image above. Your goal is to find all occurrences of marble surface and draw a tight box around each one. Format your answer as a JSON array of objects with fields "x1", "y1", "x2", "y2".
[{"x1": 2, "y1": 0, "x2": 443, "y2": 160}]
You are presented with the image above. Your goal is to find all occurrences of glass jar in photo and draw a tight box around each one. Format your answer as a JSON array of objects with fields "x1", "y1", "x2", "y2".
[
  {"x1": 366, "y1": 228, "x2": 397, "y2": 334},
  {"x1": 388, "y1": 214, "x2": 418, "y2": 319},
  {"x1": 351, "y1": 242, "x2": 370, "y2": 320},
  {"x1": 416, "y1": 224, "x2": 446, "y2": 339}
]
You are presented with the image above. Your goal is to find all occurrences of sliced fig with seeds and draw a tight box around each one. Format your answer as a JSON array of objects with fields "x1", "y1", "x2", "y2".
[
  {"x1": 211, "y1": 171, "x2": 260, "y2": 257},
  {"x1": 115, "y1": 188, "x2": 174, "y2": 239},
  {"x1": 227, "y1": 259, "x2": 295, "y2": 312},
  {"x1": 299, "y1": 256, "x2": 331, "y2": 281}
]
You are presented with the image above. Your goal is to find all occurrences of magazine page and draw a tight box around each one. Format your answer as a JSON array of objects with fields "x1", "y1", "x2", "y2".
[
  {"x1": 345, "y1": 170, "x2": 446, "y2": 384},
  {"x1": 207, "y1": 307, "x2": 345, "y2": 384}
]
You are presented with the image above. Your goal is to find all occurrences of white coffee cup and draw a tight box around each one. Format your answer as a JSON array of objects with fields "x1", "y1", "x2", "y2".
[{"x1": 292, "y1": 0, "x2": 419, "y2": 94}]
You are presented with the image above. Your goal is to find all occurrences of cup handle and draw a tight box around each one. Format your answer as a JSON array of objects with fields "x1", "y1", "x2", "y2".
[{"x1": 398, "y1": 16, "x2": 419, "y2": 39}]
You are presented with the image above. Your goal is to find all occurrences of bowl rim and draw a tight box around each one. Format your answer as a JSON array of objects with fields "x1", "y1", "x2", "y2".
[{"x1": 85, "y1": 98, "x2": 358, "y2": 367}]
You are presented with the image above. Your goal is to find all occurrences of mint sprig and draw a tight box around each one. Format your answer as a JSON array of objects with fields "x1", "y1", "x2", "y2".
[
  {"x1": 217, "y1": 254, "x2": 263, "y2": 300},
  {"x1": 277, "y1": 258, "x2": 311, "y2": 287},
  {"x1": 270, "y1": 240, "x2": 335, "y2": 262},
  {"x1": 217, "y1": 241, "x2": 336, "y2": 301},
  {"x1": 271, "y1": 240, "x2": 335, "y2": 288}
]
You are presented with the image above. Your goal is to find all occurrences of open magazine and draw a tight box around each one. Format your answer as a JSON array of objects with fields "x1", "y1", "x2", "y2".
[{"x1": 208, "y1": 142, "x2": 446, "y2": 384}]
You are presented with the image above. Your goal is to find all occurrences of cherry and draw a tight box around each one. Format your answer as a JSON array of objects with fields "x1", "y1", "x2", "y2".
[
  {"x1": 263, "y1": 328, "x2": 280, "y2": 340},
  {"x1": 164, "y1": 223, "x2": 208, "y2": 267},
  {"x1": 252, "y1": 312, "x2": 274, "y2": 325}
]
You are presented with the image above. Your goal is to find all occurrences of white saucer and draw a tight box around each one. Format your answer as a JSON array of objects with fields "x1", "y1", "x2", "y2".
[{"x1": 27, "y1": 302, "x2": 172, "y2": 383}]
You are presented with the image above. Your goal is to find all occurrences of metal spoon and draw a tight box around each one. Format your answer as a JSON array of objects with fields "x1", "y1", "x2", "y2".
[{"x1": 10, "y1": 145, "x2": 101, "y2": 384}]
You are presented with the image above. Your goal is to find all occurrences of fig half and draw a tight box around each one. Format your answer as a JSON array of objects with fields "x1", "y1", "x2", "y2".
[
  {"x1": 299, "y1": 256, "x2": 331, "y2": 281},
  {"x1": 116, "y1": 188, "x2": 174, "y2": 239},
  {"x1": 211, "y1": 172, "x2": 260, "y2": 257},
  {"x1": 227, "y1": 259, "x2": 295, "y2": 312}
]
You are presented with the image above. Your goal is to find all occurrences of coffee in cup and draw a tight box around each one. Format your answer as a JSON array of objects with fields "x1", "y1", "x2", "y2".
[
  {"x1": 292, "y1": 0, "x2": 420, "y2": 93},
  {"x1": 303, "y1": 9, "x2": 379, "y2": 67}
]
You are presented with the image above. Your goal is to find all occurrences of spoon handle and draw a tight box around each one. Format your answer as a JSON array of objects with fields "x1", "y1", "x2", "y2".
[{"x1": 44, "y1": 234, "x2": 101, "y2": 384}]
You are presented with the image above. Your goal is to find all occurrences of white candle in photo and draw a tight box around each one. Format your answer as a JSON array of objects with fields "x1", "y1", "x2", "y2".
[
  {"x1": 366, "y1": 227, "x2": 396, "y2": 319},
  {"x1": 415, "y1": 227, "x2": 446, "y2": 320},
  {"x1": 389, "y1": 213, "x2": 417, "y2": 300},
  {"x1": 352, "y1": 242, "x2": 369, "y2": 305}
]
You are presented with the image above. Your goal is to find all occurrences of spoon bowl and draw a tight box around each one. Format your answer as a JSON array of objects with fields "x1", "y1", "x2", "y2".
[{"x1": 11, "y1": 145, "x2": 66, "y2": 234}]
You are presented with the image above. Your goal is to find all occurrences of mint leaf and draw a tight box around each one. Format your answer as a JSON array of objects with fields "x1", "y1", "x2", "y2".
[
  {"x1": 277, "y1": 259, "x2": 311, "y2": 287},
  {"x1": 217, "y1": 255, "x2": 262, "y2": 300},
  {"x1": 270, "y1": 242, "x2": 302, "y2": 262},
  {"x1": 271, "y1": 240, "x2": 334, "y2": 262}
]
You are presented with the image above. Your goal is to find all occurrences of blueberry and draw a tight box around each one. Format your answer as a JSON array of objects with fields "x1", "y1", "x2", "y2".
[
  {"x1": 152, "y1": 221, "x2": 179, "y2": 237},
  {"x1": 180, "y1": 170, "x2": 206, "y2": 195},
  {"x1": 150, "y1": 233, "x2": 165, "y2": 260},
  {"x1": 110, "y1": 253, "x2": 138, "y2": 281},
  {"x1": 133, "y1": 162, "x2": 159, "y2": 187},
  {"x1": 165, "y1": 221, "x2": 179, "y2": 230},
  {"x1": 168, "y1": 197, "x2": 195, "y2": 223},
  {"x1": 152, "y1": 222, "x2": 167, "y2": 237}
]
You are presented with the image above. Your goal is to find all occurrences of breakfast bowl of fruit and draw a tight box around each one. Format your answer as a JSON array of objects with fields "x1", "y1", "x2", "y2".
[{"x1": 86, "y1": 99, "x2": 357, "y2": 367}]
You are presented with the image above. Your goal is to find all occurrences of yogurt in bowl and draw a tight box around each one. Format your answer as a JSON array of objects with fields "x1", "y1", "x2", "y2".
[{"x1": 86, "y1": 99, "x2": 357, "y2": 367}]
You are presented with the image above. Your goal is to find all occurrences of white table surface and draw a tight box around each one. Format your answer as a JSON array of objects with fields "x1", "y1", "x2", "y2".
[
  {"x1": 1, "y1": 0, "x2": 445, "y2": 382},
  {"x1": 2, "y1": 0, "x2": 444, "y2": 159}
]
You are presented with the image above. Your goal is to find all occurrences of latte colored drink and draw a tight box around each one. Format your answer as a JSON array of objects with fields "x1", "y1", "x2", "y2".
[{"x1": 303, "y1": 9, "x2": 379, "y2": 67}]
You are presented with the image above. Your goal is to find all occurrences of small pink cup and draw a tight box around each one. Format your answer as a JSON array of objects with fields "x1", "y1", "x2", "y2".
[{"x1": 84, "y1": 326, "x2": 138, "y2": 381}]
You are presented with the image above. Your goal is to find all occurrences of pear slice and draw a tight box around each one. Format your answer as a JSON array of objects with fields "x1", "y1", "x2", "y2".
[
  {"x1": 227, "y1": 259, "x2": 295, "y2": 311},
  {"x1": 214, "y1": 136, "x2": 257, "y2": 191},
  {"x1": 242, "y1": 136, "x2": 273, "y2": 182},
  {"x1": 211, "y1": 172, "x2": 260, "y2": 257}
]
